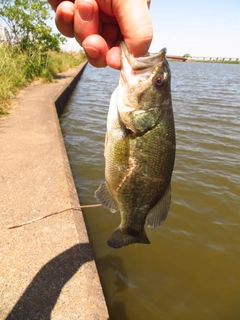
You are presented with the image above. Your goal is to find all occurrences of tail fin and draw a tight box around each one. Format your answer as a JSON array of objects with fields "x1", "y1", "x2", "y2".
[{"x1": 107, "y1": 227, "x2": 150, "y2": 249}]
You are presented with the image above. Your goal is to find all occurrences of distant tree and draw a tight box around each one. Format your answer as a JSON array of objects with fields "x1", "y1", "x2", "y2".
[
  {"x1": 183, "y1": 53, "x2": 191, "y2": 58},
  {"x1": 0, "y1": 0, "x2": 65, "y2": 52}
]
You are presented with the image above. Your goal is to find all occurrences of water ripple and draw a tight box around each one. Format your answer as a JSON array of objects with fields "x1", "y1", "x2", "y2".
[{"x1": 61, "y1": 62, "x2": 240, "y2": 320}]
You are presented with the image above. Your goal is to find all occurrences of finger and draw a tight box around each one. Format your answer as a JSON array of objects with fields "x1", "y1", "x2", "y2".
[
  {"x1": 106, "y1": 47, "x2": 121, "y2": 70},
  {"x1": 55, "y1": 1, "x2": 75, "y2": 37},
  {"x1": 111, "y1": 0, "x2": 153, "y2": 57},
  {"x1": 82, "y1": 34, "x2": 108, "y2": 68},
  {"x1": 49, "y1": 0, "x2": 65, "y2": 11},
  {"x1": 74, "y1": 0, "x2": 99, "y2": 46},
  {"x1": 102, "y1": 23, "x2": 120, "y2": 48}
]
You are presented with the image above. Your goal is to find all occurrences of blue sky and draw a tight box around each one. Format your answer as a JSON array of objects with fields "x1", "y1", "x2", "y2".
[
  {"x1": 34, "y1": 0, "x2": 240, "y2": 58},
  {"x1": 149, "y1": 0, "x2": 240, "y2": 58}
]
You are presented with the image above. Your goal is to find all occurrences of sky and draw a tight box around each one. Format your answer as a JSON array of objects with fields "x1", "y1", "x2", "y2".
[{"x1": 149, "y1": 0, "x2": 240, "y2": 58}]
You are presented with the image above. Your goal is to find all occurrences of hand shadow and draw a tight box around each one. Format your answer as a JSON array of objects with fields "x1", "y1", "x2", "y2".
[{"x1": 5, "y1": 243, "x2": 94, "y2": 320}]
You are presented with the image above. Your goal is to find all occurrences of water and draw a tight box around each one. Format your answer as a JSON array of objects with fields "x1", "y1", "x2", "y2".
[{"x1": 60, "y1": 62, "x2": 240, "y2": 320}]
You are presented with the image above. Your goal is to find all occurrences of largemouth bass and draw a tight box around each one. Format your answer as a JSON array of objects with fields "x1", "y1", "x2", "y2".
[{"x1": 95, "y1": 42, "x2": 176, "y2": 248}]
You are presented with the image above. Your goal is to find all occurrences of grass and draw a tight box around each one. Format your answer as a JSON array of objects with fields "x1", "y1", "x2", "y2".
[{"x1": 0, "y1": 45, "x2": 86, "y2": 115}]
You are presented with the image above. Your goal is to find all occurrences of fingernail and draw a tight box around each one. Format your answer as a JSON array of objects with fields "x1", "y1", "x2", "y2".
[{"x1": 77, "y1": 1, "x2": 93, "y2": 22}]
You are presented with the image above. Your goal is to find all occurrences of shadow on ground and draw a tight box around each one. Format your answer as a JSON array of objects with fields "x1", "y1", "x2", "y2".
[{"x1": 5, "y1": 243, "x2": 94, "y2": 320}]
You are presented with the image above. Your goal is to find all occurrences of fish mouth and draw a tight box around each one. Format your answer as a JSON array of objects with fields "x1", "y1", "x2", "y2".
[
  {"x1": 120, "y1": 42, "x2": 167, "y2": 71},
  {"x1": 120, "y1": 42, "x2": 167, "y2": 85}
]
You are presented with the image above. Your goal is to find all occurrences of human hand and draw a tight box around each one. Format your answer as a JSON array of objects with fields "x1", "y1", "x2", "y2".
[{"x1": 49, "y1": 0, "x2": 152, "y2": 69}]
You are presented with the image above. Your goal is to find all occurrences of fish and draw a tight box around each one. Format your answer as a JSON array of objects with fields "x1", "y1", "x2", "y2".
[{"x1": 95, "y1": 42, "x2": 176, "y2": 248}]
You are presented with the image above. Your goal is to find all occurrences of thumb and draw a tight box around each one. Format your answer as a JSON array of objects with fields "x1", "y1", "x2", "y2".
[{"x1": 112, "y1": 0, "x2": 152, "y2": 57}]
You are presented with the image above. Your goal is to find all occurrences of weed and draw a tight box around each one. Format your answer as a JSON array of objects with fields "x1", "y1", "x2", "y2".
[{"x1": 0, "y1": 45, "x2": 86, "y2": 115}]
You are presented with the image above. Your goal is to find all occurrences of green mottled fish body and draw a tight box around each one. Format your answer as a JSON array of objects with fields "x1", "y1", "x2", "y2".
[{"x1": 95, "y1": 42, "x2": 176, "y2": 248}]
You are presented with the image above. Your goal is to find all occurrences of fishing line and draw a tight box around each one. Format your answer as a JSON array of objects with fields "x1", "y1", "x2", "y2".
[{"x1": 8, "y1": 204, "x2": 102, "y2": 229}]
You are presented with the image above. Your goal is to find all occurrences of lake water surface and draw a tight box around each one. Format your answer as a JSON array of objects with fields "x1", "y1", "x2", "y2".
[{"x1": 60, "y1": 62, "x2": 240, "y2": 320}]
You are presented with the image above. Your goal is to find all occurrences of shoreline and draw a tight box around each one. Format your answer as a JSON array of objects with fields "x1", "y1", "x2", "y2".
[{"x1": 0, "y1": 62, "x2": 109, "y2": 319}]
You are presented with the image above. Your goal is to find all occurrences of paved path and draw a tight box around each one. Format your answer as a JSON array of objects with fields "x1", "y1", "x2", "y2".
[{"x1": 0, "y1": 63, "x2": 109, "y2": 320}]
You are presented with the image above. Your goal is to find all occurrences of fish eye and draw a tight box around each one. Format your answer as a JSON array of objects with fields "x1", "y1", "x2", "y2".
[{"x1": 155, "y1": 76, "x2": 165, "y2": 87}]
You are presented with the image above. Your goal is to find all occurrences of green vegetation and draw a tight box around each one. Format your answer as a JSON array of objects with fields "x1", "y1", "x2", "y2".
[
  {"x1": 208, "y1": 59, "x2": 240, "y2": 64},
  {"x1": 0, "y1": 0, "x2": 86, "y2": 115},
  {"x1": 183, "y1": 53, "x2": 191, "y2": 58},
  {"x1": 0, "y1": 0, "x2": 65, "y2": 52},
  {"x1": 0, "y1": 46, "x2": 86, "y2": 114},
  {"x1": 192, "y1": 59, "x2": 240, "y2": 64}
]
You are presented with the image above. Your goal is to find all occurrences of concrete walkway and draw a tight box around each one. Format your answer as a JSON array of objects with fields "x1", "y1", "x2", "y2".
[{"x1": 0, "y1": 63, "x2": 109, "y2": 320}]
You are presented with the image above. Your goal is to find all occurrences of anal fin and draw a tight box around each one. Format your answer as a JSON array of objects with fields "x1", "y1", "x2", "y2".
[
  {"x1": 95, "y1": 180, "x2": 119, "y2": 213},
  {"x1": 147, "y1": 184, "x2": 171, "y2": 228}
]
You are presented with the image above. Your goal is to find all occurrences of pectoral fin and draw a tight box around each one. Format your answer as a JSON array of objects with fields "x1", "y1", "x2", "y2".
[
  {"x1": 95, "y1": 180, "x2": 119, "y2": 213},
  {"x1": 147, "y1": 184, "x2": 171, "y2": 228}
]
